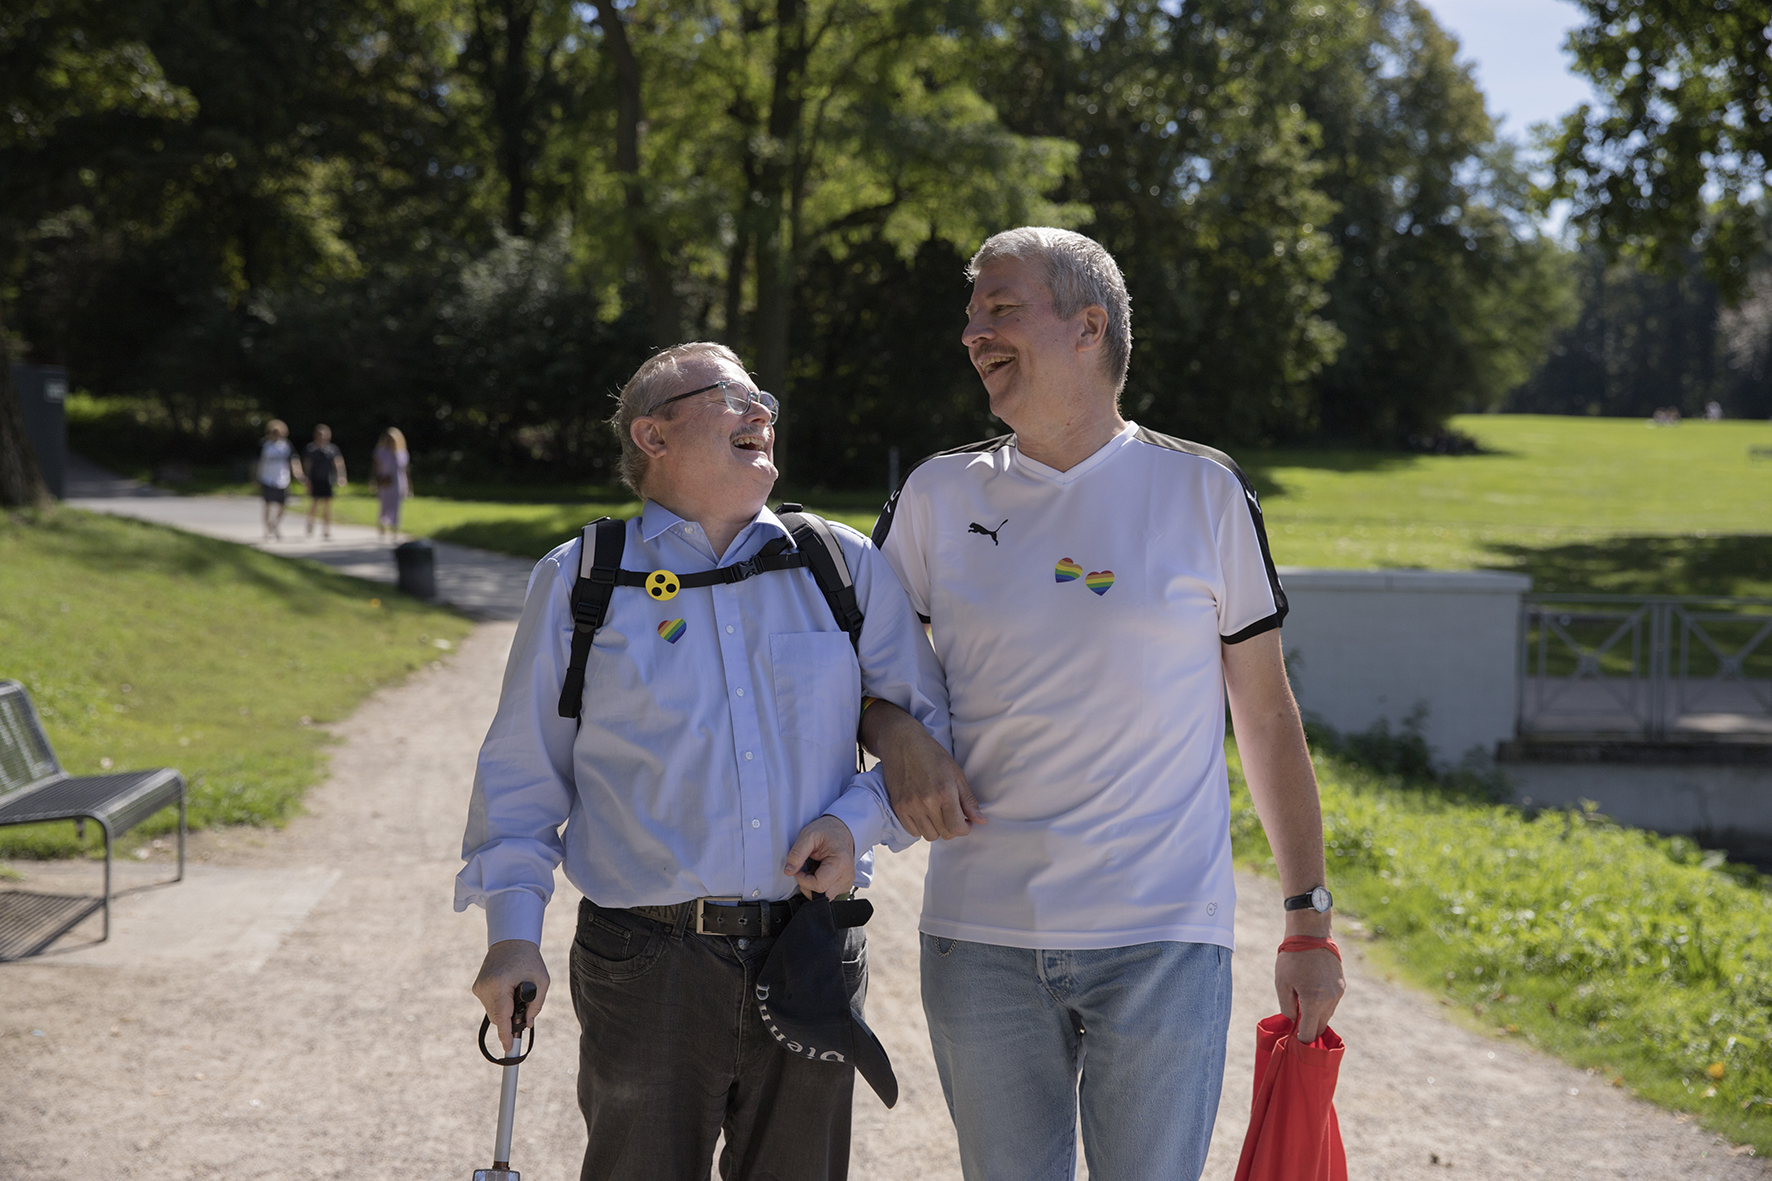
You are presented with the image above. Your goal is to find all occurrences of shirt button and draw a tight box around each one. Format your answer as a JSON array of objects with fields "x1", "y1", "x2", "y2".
[
  {"x1": 744, "y1": 751, "x2": 753, "y2": 761},
  {"x1": 751, "y1": 889, "x2": 760, "y2": 898},
  {"x1": 737, "y1": 938, "x2": 749, "y2": 949},
  {"x1": 751, "y1": 819, "x2": 760, "y2": 828},
  {"x1": 725, "y1": 625, "x2": 734, "y2": 634},
  {"x1": 736, "y1": 688, "x2": 745, "y2": 697}
]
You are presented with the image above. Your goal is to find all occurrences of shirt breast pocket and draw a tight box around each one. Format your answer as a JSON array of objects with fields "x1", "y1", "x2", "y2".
[{"x1": 770, "y1": 632, "x2": 861, "y2": 749}]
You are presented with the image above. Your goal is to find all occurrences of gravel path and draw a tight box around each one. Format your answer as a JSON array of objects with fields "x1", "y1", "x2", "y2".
[{"x1": 2, "y1": 620, "x2": 1766, "y2": 1180}]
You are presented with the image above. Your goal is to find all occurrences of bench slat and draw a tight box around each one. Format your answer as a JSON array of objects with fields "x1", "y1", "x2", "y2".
[
  {"x1": 0, "y1": 770, "x2": 185, "y2": 828},
  {"x1": 0, "y1": 681, "x2": 60, "y2": 796}
]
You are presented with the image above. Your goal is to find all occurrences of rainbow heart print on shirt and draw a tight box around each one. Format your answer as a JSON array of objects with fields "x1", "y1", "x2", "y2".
[
  {"x1": 657, "y1": 618, "x2": 687, "y2": 644},
  {"x1": 1085, "y1": 570, "x2": 1115, "y2": 596},
  {"x1": 1054, "y1": 558, "x2": 1083, "y2": 583}
]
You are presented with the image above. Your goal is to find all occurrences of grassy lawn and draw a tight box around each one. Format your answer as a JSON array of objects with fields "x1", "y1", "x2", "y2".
[
  {"x1": 199, "y1": 415, "x2": 1772, "y2": 595},
  {"x1": 1229, "y1": 742, "x2": 1772, "y2": 1156},
  {"x1": 0, "y1": 509, "x2": 474, "y2": 857},
  {"x1": 1251, "y1": 415, "x2": 1772, "y2": 595}
]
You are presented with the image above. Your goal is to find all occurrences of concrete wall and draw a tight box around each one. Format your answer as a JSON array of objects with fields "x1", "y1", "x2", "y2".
[
  {"x1": 1502, "y1": 756, "x2": 1772, "y2": 865},
  {"x1": 1277, "y1": 568, "x2": 1532, "y2": 764}
]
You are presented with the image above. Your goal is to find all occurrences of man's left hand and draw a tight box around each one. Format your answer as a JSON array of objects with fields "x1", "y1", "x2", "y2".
[
  {"x1": 1275, "y1": 947, "x2": 1346, "y2": 1044},
  {"x1": 784, "y1": 815, "x2": 857, "y2": 899}
]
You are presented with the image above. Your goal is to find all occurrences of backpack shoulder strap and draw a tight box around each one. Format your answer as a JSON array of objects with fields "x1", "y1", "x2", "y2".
[
  {"x1": 557, "y1": 517, "x2": 628, "y2": 719},
  {"x1": 776, "y1": 504, "x2": 864, "y2": 651}
]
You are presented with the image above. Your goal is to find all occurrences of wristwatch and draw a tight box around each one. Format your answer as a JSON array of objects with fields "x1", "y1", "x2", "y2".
[{"x1": 1283, "y1": 886, "x2": 1333, "y2": 913}]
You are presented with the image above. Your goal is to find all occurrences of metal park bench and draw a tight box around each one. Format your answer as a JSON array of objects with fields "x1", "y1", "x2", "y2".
[{"x1": 0, "y1": 679, "x2": 185, "y2": 960}]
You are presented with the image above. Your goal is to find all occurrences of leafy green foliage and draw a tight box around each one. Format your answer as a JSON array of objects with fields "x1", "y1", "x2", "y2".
[
  {"x1": 0, "y1": 508, "x2": 473, "y2": 856},
  {"x1": 7, "y1": 0, "x2": 1585, "y2": 489},
  {"x1": 1229, "y1": 746, "x2": 1772, "y2": 1154},
  {"x1": 1546, "y1": 0, "x2": 1772, "y2": 300}
]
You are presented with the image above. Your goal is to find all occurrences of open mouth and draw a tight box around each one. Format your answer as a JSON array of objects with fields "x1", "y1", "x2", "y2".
[
  {"x1": 978, "y1": 353, "x2": 1014, "y2": 376},
  {"x1": 731, "y1": 432, "x2": 769, "y2": 453}
]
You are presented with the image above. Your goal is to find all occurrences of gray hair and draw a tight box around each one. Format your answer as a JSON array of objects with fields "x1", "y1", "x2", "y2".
[
  {"x1": 610, "y1": 341, "x2": 747, "y2": 495},
  {"x1": 968, "y1": 227, "x2": 1132, "y2": 393}
]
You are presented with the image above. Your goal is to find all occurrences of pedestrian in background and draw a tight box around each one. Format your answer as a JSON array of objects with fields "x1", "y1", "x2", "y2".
[
  {"x1": 256, "y1": 419, "x2": 299, "y2": 541},
  {"x1": 302, "y1": 424, "x2": 347, "y2": 539},
  {"x1": 369, "y1": 427, "x2": 411, "y2": 541}
]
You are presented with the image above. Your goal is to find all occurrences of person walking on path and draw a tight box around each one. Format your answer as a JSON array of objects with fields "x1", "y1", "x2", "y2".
[
  {"x1": 369, "y1": 427, "x2": 411, "y2": 540},
  {"x1": 458, "y1": 341, "x2": 951, "y2": 1181},
  {"x1": 301, "y1": 424, "x2": 347, "y2": 539},
  {"x1": 255, "y1": 419, "x2": 299, "y2": 540},
  {"x1": 858, "y1": 227, "x2": 1346, "y2": 1181}
]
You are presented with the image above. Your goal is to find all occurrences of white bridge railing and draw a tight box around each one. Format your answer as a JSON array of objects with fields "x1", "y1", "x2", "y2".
[{"x1": 1518, "y1": 596, "x2": 1772, "y2": 741}]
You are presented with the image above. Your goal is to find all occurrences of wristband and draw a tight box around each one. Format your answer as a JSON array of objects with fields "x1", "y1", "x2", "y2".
[
  {"x1": 860, "y1": 696, "x2": 879, "y2": 713},
  {"x1": 1278, "y1": 936, "x2": 1340, "y2": 961}
]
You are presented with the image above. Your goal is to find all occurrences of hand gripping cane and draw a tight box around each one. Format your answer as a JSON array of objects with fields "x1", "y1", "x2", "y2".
[{"x1": 473, "y1": 982, "x2": 537, "y2": 1181}]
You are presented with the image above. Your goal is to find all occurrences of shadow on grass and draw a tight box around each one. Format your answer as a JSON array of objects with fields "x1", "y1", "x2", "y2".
[
  {"x1": 1235, "y1": 447, "x2": 1450, "y2": 500},
  {"x1": 1485, "y1": 534, "x2": 1772, "y2": 597}
]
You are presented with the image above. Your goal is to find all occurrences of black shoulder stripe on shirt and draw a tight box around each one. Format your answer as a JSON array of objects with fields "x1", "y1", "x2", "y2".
[
  {"x1": 1131, "y1": 427, "x2": 1289, "y2": 642},
  {"x1": 870, "y1": 433, "x2": 1015, "y2": 548}
]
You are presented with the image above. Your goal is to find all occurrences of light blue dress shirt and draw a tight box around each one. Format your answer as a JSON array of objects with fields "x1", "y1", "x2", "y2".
[{"x1": 456, "y1": 501, "x2": 950, "y2": 946}]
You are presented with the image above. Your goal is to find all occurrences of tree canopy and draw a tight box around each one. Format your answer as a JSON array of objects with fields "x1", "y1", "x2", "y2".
[{"x1": 4, "y1": 0, "x2": 1584, "y2": 494}]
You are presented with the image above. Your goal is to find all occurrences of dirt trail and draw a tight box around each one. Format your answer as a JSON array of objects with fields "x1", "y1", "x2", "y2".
[{"x1": 2, "y1": 620, "x2": 1765, "y2": 1180}]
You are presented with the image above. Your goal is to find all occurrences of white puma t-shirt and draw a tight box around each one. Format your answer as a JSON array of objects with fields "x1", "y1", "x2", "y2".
[{"x1": 874, "y1": 422, "x2": 1287, "y2": 950}]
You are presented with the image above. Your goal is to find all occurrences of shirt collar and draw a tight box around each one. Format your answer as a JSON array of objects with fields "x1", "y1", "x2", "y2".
[
  {"x1": 1010, "y1": 420, "x2": 1139, "y2": 485},
  {"x1": 639, "y1": 500, "x2": 789, "y2": 554}
]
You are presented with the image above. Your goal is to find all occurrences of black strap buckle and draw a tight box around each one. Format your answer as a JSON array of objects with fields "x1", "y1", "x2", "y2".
[{"x1": 721, "y1": 556, "x2": 762, "y2": 583}]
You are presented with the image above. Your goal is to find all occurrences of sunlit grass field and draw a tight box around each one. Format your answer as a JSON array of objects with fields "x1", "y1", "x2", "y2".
[
  {"x1": 1251, "y1": 414, "x2": 1772, "y2": 594},
  {"x1": 304, "y1": 415, "x2": 1772, "y2": 595},
  {"x1": 0, "y1": 509, "x2": 474, "y2": 856}
]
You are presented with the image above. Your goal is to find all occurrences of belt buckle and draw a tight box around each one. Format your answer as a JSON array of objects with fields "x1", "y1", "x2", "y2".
[{"x1": 693, "y1": 897, "x2": 743, "y2": 935}]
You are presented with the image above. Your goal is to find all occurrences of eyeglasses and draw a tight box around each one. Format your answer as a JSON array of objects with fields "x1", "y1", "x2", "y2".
[{"x1": 649, "y1": 380, "x2": 780, "y2": 424}]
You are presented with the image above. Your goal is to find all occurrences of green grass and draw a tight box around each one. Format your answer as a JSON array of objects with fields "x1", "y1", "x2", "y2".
[
  {"x1": 1251, "y1": 414, "x2": 1772, "y2": 595},
  {"x1": 0, "y1": 509, "x2": 474, "y2": 857},
  {"x1": 1228, "y1": 743, "x2": 1772, "y2": 1156},
  {"x1": 189, "y1": 415, "x2": 1772, "y2": 596}
]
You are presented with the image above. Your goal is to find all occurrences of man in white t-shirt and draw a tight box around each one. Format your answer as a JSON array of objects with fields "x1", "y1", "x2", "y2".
[{"x1": 859, "y1": 228, "x2": 1345, "y2": 1180}]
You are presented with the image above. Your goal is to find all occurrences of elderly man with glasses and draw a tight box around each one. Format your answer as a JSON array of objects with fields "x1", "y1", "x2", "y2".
[{"x1": 458, "y1": 341, "x2": 950, "y2": 1181}]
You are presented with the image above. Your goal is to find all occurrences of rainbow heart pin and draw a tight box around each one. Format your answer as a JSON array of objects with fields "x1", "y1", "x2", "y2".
[
  {"x1": 1054, "y1": 558, "x2": 1083, "y2": 583},
  {"x1": 1085, "y1": 570, "x2": 1115, "y2": 596},
  {"x1": 657, "y1": 618, "x2": 686, "y2": 643}
]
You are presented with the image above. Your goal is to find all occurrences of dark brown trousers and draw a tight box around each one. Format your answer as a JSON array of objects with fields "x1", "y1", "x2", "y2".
[{"x1": 569, "y1": 898, "x2": 866, "y2": 1181}]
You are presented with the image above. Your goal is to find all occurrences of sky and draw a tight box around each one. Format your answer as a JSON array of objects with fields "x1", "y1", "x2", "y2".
[{"x1": 1417, "y1": 0, "x2": 1599, "y2": 141}]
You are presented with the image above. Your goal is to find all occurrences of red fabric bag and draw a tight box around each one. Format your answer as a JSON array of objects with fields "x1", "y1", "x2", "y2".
[{"x1": 1232, "y1": 1013, "x2": 1347, "y2": 1181}]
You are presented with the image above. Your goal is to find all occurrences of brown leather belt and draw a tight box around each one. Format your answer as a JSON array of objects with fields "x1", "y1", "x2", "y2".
[{"x1": 627, "y1": 897, "x2": 797, "y2": 937}]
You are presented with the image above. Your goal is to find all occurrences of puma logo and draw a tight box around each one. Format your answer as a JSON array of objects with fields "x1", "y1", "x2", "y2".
[{"x1": 968, "y1": 519, "x2": 1008, "y2": 546}]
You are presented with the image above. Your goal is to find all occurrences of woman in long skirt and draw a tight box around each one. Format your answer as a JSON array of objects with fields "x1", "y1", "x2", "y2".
[{"x1": 369, "y1": 427, "x2": 412, "y2": 540}]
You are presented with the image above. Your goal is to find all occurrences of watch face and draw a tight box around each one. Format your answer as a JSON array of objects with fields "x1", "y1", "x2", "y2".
[{"x1": 1311, "y1": 886, "x2": 1332, "y2": 912}]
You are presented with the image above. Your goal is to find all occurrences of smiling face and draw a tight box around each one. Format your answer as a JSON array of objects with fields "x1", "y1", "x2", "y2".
[
  {"x1": 963, "y1": 255, "x2": 1105, "y2": 431},
  {"x1": 633, "y1": 354, "x2": 777, "y2": 527}
]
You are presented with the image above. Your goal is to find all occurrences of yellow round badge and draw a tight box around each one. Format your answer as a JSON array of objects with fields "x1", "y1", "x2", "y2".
[{"x1": 647, "y1": 570, "x2": 681, "y2": 601}]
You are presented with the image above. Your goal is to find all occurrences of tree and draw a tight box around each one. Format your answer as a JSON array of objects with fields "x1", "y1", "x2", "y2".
[
  {"x1": 968, "y1": 0, "x2": 1345, "y2": 444},
  {"x1": 582, "y1": 0, "x2": 1078, "y2": 477},
  {"x1": 1546, "y1": 0, "x2": 1772, "y2": 300},
  {"x1": 1301, "y1": 0, "x2": 1576, "y2": 442},
  {"x1": 0, "y1": 0, "x2": 196, "y2": 505}
]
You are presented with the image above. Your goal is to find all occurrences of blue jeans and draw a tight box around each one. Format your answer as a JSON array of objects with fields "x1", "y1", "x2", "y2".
[{"x1": 921, "y1": 935, "x2": 1233, "y2": 1181}]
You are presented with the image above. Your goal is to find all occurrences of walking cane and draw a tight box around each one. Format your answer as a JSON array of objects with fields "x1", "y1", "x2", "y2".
[{"x1": 473, "y1": 981, "x2": 537, "y2": 1181}]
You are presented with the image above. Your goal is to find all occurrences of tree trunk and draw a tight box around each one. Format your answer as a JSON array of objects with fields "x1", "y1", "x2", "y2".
[
  {"x1": 0, "y1": 327, "x2": 50, "y2": 509},
  {"x1": 752, "y1": 0, "x2": 810, "y2": 475},
  {"x1": 592, "y1": 0, "x2": 682, "y2": 346},
  {"x1": 498, "y1": 0, "x2": 533, "y2": 233}
]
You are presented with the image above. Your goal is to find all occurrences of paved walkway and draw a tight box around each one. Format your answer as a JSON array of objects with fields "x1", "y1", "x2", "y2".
[
  {"x1": 63, "y1": 454, "x2": 534, "y2": 620},
  {"x1": 3, "y1": 458, "x2": 1765, "y2": 1178}
]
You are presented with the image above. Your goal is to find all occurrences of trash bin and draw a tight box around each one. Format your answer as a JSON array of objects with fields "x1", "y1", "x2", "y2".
[{"x1": 394, "y1": 539, "x2": 436, "y2": 600}]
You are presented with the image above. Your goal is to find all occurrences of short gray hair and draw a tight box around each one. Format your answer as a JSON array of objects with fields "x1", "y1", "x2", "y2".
[
  {"x1": 610, "y1": 341, "x2": 747, "y2": 495},
  {"x1": 968, "y1": 227, "x2": 1132, "y2": 393}
]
